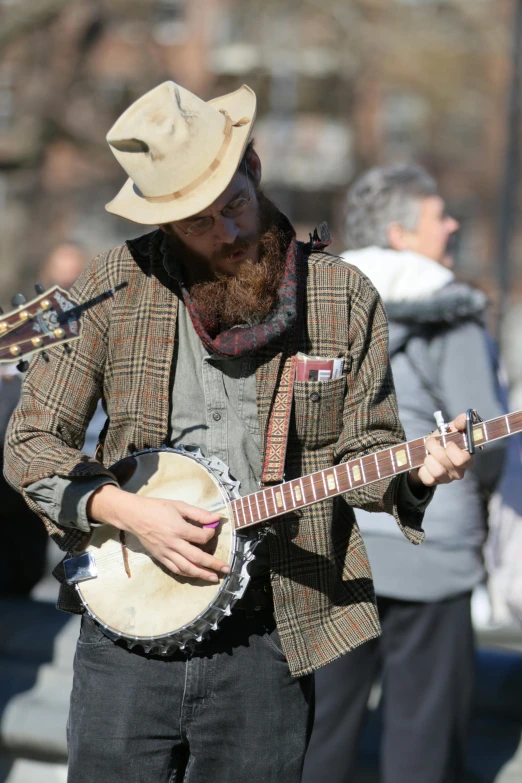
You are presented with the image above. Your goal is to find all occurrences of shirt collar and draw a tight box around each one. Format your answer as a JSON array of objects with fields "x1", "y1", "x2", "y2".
[{"x1": 160, "y1": 232, "x2": 185, "y2": 285}]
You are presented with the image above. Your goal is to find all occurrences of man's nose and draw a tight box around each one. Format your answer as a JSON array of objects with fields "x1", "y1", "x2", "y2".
[
  {"x1": 447, "y1": 216, "x2": 460, "y2": 233},
  {"x1": 213, "y1": 215, "x2": 239, "y2": 244}
]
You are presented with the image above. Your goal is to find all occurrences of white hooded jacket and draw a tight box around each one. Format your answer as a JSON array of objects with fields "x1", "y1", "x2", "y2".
[{"x1": 341, "y1": 247, "x2": 506, "y2": 601}]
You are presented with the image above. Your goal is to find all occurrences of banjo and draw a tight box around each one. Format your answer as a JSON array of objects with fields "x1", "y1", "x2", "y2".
[{"x1": 64, "y1": 408, "x2": 522, "y2": 655}]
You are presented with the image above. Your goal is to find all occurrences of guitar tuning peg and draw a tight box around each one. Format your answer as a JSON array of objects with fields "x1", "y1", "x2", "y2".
[
  {"x1": 16, "y1": 360, "x2": 29, "y2": 373},
  {"x1": 34, "y1": 283, "x2": 45, "y2": 295},
  {"x1": 0, "y1": 306, "x2": 3, "y2": 315},
  {"x1": 11, "y1": 293, "x2": 27, "y2": 307},
  {"x1": 64, "y1": 344, "x2": 72, "y2": 355},
  {"x1": 41, "y1": 351, "x2": 50, "y2": 363}
]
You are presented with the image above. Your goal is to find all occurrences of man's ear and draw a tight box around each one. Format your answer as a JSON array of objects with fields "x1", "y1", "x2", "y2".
[
  {"x1": 246, "y1": 149, "x2": 262, "y2": 187},
  {"x1": 387, "y1": 222, "x2": 407, "y2": 251}
]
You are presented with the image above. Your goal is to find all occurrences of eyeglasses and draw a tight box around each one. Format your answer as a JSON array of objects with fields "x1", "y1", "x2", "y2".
[{"x1": 176, "y1": 162, "x2": 253, "y2": 237}]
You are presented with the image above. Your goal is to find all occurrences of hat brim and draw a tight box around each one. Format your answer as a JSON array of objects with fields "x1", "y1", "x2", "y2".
[{"x1": 105, "y1": 84, "x2": 256, "y2": 225}]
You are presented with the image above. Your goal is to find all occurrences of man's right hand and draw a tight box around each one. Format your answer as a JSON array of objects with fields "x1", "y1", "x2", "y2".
[{"x1": 87, "y1": 484, "x2": 229, "y2": 583}]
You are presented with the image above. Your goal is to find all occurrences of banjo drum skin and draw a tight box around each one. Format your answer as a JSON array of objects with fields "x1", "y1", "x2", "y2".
[{"x1": 65, "y1": 447, "x2": 262, "y2": 654}]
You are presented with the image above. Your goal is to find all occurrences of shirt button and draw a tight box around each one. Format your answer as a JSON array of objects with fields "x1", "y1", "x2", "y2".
[
  {"x1": 212, "y1": 412, "x2": 222, "y2": 421},
  {"x1": 309, "y1": 391, "x2": 321, "y2": 402}
]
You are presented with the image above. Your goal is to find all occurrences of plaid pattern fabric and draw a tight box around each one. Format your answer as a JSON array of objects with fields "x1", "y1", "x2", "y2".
[{"x1": 4, "y1": 230, "x2": 425, "y2": 677}]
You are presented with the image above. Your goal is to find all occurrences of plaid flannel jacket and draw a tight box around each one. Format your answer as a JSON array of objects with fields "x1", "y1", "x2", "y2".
[{"x1": 4, "y1": 230, "x2": 425, "y2": 677}]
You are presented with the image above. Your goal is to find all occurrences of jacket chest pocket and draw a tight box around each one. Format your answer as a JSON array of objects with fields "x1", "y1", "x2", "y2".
[{"x1": 293, "y1": 376, "x2": 346, "y2": 448}]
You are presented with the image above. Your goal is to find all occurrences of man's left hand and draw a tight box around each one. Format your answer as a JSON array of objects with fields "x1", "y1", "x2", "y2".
[{"x1": 407, "y1": 412, "x2": 473, "y2": 491}]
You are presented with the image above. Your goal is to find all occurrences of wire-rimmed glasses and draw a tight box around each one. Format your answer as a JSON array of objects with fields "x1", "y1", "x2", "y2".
[{"x1": 176, "y1": 162, "x2": 253, "y2": 237}]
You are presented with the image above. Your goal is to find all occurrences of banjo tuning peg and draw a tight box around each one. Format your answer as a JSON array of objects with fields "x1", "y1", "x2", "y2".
[{"x1": 11, "y1": 293, "x2": 27, "y2": 307}]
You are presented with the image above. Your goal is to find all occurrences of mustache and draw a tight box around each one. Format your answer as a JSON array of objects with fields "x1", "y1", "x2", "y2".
[{"x1": 216, "y1": 235, "x2": 257, "y2": 262}]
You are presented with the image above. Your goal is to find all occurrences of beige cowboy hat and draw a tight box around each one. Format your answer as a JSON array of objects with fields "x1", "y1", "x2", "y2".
[{"x1": 105, "y1": 81, "x2": 256, "y2": 225}]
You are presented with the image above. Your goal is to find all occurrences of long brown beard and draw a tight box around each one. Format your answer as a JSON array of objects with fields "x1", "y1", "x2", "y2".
[{"x1": 188, "y1": 197, "x2": 287, "y2": 335}]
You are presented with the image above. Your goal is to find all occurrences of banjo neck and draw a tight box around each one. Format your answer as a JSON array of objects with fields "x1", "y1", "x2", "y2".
[{"x1": 230, "y1": 410, "x2": 522, "y2": 532}]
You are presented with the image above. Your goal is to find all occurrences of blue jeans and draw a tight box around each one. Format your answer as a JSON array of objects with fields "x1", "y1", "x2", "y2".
[{"x1": 67, "y1": 610, "x2": 312, "y2": 782}]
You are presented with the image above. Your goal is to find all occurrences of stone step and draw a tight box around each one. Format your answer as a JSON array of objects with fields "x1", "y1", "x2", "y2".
[
  {"x1": 0, "y1": 757, "x2": 67, "y2": 783},
  {"x1": 0, "y1": 598, "x2": 79, "y2": 761}
]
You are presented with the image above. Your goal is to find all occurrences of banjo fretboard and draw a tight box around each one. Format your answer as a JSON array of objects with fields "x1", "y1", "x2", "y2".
[{"x1": 231, "y1": 411, "x2": 522, "y2": 530}]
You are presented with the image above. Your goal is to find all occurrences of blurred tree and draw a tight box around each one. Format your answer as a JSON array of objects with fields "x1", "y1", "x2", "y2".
[
  {"x1": 0, "y1": 0, "x2": 222, "y2": 301},
  {"x1": 0, "y1": 0, "x2": 517, "y2": 309},
  {"x1": 0, "y1": 0, "x2": 77, "y2": 54}
]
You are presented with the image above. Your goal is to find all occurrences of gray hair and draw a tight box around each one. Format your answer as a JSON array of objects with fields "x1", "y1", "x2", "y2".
[{"x1": 343, "y1": 163, "x2": 438, "y2": 250}]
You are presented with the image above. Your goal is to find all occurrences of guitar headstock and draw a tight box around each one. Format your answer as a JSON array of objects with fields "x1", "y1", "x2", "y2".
[{"x1": 0, "y1": 285, "x2": 81, "y2": 366}]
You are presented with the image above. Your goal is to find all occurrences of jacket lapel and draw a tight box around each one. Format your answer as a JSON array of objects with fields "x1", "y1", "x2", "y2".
[{"x1": 128, "y1": 232, "x2": 179, "y2": 450}]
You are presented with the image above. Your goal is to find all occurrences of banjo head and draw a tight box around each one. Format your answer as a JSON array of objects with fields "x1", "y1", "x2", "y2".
[{"x1": 77, "y1": 449, "x2": 237, "y2": 642}]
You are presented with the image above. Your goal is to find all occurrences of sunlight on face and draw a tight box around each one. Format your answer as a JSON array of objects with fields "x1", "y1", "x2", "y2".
[
  {"x1": 164, "y1": 167, "x2": 261, "y2": 278},
  {"x1": 408, "y1": 196, "x2": 460, "y2": 265}
]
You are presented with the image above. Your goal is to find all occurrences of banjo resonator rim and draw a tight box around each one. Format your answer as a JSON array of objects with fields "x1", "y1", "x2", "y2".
[{"x1": 65, "y1": 445, "x2": 265, "y2": 655}]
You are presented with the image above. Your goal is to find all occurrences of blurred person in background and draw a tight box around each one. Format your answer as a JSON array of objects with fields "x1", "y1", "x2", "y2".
[
  {"x1": 40, "y1": 242, "x2": 88, "y2": 290},
  {"x1": 3, "y1": 83, "x2": 475, "y2": 783},
  {"x1": 0, "y1": 242, "x2": 88, "y2": 596},
  {"x1": 483, "y1": 358, "x2": 522, "y2": 628},
  {"x1": 302, "y1": 164, "x2": 507, "y2": 783}
]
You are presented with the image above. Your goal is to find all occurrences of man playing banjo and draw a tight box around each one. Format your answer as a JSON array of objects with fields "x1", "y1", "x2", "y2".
[{"x1": 5, "y1": 82, "x2": 472, "y2": 782}]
